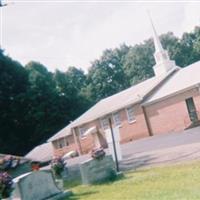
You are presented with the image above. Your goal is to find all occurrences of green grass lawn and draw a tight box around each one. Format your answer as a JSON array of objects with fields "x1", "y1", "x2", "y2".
[{"x1": 64, "y1": 161, "x2": 200, "y2": 200}]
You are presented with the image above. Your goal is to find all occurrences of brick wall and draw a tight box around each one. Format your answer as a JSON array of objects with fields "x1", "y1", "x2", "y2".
[
  {"x1": 53, "y1": 143, "x2": 78, "y2": 157},
  {"x1": 75, "y1": 120, "x2": 107, "y2": 154},
  {"x1": 145, "y1": 88, "x2": 200, "y2": 135},
  {"x1": 52, "y1": 134, "x2": 78, "y2": 157},
  {"x1": 118, "y1": 104, "x2": 149, "y2": 143},
  {"x1": 52, "y1": 87, "x2": 200, "y2": 157},
  {"x1": 77, "y1": 104, "x2": 150, "y2": 151}
]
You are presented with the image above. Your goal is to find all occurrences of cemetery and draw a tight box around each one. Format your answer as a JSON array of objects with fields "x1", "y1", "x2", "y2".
[
  {"x1": 2, "y1": 127, "x2": 200, "y2": 200},
  {"x1": 2, "y1": 154, "x2": 200, "y2": 200},
  {"x1": 0, "y1": 123, "x2": 122, "y2": 200},
  {"x1": 2, "y1": 1, "x2": 200, "y2": 200},
  {"x1": 1, "y1": 90, "x2": 200, "y2": 200}
]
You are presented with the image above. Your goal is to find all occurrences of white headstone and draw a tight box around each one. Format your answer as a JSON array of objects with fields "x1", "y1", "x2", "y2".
[
  {"x1": 80, "y1": 155, "x2": 117, "y2": 184},
  {"x1": 11, "y1": 170, "x2": 71, "y2": 200},
  {"x1": 105, "y1": 127, "x2": 122, "y2": 161}
]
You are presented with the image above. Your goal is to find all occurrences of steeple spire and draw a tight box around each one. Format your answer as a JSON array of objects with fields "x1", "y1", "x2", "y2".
[
  {"x1": 147, "y1": 12, "x2": 177, "y2": 76},
  {"x1": 148, "y1": 13, "x2": 164, "y2": 53}
]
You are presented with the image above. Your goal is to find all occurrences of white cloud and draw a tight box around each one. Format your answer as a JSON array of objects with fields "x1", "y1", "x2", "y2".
[
  {"x1": 2, "y1": 1, "x2": 200, "y2": 72},
  {"x1": 181, "y1": 2, "x2": 200, "y2": 33}
]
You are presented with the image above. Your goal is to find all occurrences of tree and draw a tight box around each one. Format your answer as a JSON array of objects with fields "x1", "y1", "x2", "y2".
[
  {"x1": 0, "y1": 50, "x2": 28, "y2": 155},
  {"x1": 87, "y1": 45, "x2": 130, "y2": 102},
  {"x1": 123, "y1": 39, "x2": 155, "y2": 85},
  {"x1": 54, "y1": 67, "x2": 90, "y2": 122},
  {"x1": 190, "y1": 26, "x2": 200, "y2": 63},
  {"x1": 177, "y1": 27, "x2": 200, "y2": 67},
  {"x1": 24, "y1": 61, "x2": 60, "y2": 149}
]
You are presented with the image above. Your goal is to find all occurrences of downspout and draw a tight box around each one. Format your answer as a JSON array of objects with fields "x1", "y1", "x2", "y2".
[{"x1": 142, "y1": 106, "x2": 153, "y2": 136}]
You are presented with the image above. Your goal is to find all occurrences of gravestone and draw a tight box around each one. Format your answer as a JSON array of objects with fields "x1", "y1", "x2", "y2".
[
  {"x1": 11, "y1": 170, "x2": 72, "y2": 200},
  {"x1": 80, "y1": 155, "x2": 117, "y2": 184},
  {"x1": 8, "y1": 160, "x2": 31, "y2": 179}
]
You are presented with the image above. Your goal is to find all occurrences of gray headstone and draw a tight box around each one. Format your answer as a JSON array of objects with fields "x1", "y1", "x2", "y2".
[
  {"x1": 11, "y1": 170, "x2": 71, "y2": 200},
  {"x1": 80, "y1": 155, "x2": 117, "y2": 184}
]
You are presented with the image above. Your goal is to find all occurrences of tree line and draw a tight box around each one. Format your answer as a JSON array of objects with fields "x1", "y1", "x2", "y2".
[{"x1": 1, "y1": 26, "x2": 200, "y2": 155}]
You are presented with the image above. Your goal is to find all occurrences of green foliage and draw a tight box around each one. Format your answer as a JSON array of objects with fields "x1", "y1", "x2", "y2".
[
  {"x1": 24, "y1": 62, "x2": 61, "y2": 146},
  {"x1": 51, "y1": 157, "x2": 65, "y2": 178},
  {"x1": 0, "y1": 51, "x2": 29, "y2": 154},
  {"x1": 123, "y1": 39, "x2": 155, "y2": 85},
  {"x1": 87, "y1": 45, "x2": 130, "y2": 102},
  {"x1": 1, "y1": 26, "x2": 200, "y2": 155}
]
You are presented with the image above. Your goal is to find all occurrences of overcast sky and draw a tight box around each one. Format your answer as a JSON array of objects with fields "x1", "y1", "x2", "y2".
[{"x1": 1, "y1": 1, "x2": 200, "y2": 72}]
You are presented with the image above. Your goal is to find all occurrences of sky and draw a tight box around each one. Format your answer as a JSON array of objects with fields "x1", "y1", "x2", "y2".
[{"x1": 1, "y1": 1, "x2": 200, "y2": 72}]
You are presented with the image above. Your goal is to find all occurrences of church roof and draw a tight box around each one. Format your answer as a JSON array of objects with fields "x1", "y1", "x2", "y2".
[
  {"x1": 47, "y1": 125, "x2": 71, "y2": 142},
  {"x1": 70, "y1": 71, "x2": 173, "y2": 128},
  {"x1": 25, "y1": 142, "x2": 53, "y2": 162},
  {"x1": 144, "y1": 60, "x2": 200, "y2": 105},
  {"x1": 47, "y1": 73, "x2": 171, "y2": 142}
]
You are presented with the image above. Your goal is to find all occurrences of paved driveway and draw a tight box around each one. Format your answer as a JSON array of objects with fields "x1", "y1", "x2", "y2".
[
  {"x1": 120, "y1": 142, "x2": 200, "y2": 170},
  {"x1": 121, "y1": 126, "x2": 200, "y2": 154},
  {"x1": 67, "y1": 126, "x2": 200, "y2": 171}
]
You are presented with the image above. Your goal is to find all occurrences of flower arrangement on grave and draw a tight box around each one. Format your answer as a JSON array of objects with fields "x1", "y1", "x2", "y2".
[
  {"x1": 0, "y1": 155, "x2": 20, "y2": 171},
  {"x1": 0, "y1": 171, "x2": 13, "y2": 199},
  {"x1": 51, "y1": 157, "x2": 64, "y2": 178},
  {"x1": 91, "y1": 147, "x2": 105, "y2": 160},
  {"x1": 31, "y1": 161, "x2": 40, "y2": 171}
]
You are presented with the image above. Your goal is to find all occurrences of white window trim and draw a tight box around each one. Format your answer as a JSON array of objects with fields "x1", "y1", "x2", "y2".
[
  {"x1": 58, "y1": 138, "x2": 65, "y2": 149},
  {"x1": 100, "y1": 116, "x2": 110, "y2": 130},
  {"x1": 112, "y1": 112, "x2": 122, "y2": 128},
  {"x1": 79, "y1": 126, "x2": 87, "y2": 139},
  {"x1": 126, "y1": 106, "x2": 136, "y2": 124}
]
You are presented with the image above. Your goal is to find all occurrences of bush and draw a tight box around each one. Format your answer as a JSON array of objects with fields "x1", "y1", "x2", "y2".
[
  {"x1": 51, "y1": 157, "x2": 64, "y2": 178},
  {"x1": 0, "y1": 172, "x2": 13, "y2": 198},
  {"x1": 91, "y1": 147, "x2": 105, "y2": 160}
]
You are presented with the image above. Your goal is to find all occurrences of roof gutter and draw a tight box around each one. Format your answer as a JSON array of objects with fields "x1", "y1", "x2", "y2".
[
  {"x1": 70, "y1": 99, "x2": 142, "y2": 129},
  {"x1": 143, "y1": 84, "x2": 200, "y2": 107}
]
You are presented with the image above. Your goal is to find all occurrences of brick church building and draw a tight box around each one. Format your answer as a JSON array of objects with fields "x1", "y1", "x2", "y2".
[{"x1": 48, "y1": 21, "x2": 200, "y2": 157}]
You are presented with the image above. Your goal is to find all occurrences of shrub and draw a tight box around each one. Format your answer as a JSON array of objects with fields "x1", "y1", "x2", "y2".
[
  {"x1": 51, "y1": 157, "x2": 64, "y2": 178},
  {"x1": 91, "y1": 147, "x2": 105, "y2": 160},
  {"x1": 0, "y1": 172, "x2": 13, "y2": 198}
]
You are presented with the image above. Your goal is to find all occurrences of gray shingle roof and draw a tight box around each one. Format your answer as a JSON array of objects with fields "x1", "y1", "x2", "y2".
[
  {"x1": 47, "y1": 125, "x2": 71, "y2": 142},
  {"x1": 71, "y1": 71, "x2": 172, "y2": 128},
  {"x1": 145, "y1": 61, "x2": 200, "y2": 104},
  {"x1": 25, "y1": 143, "x2": 53, "y2": 162}
]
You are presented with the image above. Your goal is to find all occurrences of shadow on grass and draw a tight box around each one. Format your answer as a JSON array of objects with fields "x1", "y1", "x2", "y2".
[
  {"x1": 120, "y1": 154, "x2": 157, "y2": 171},
  {"x1": 84, "y1": 171, "x2": 125, "y2": 187},
  {"x1": 66, "y1": 191, "x2": 99, "y2": 200},
  {"x1": 64, "y1": 179, "x2": 82, "y2": 189}
]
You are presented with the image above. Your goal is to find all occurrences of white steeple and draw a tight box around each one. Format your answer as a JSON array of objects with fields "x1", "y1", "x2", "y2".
[
  {"x1": 149, "y1": 16, "x2": 164, "y2": 53},
  {"x1": 148, "y1": 13, "x2": 176, "y2": 76}
]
